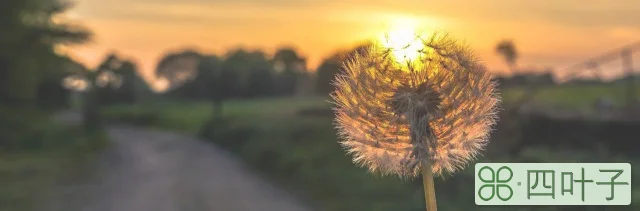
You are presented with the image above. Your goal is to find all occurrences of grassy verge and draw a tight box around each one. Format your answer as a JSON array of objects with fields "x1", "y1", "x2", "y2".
[
  {"x1": 102, "y1": 96, "x2": 329, "y2": 133},
  {"x1": 0, "y1": 120, "x2": 108, "y2": 211}
]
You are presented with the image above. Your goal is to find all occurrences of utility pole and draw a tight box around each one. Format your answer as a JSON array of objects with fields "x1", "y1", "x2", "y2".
[{"x1": 621, "y1": 49, "x2": 636, "y2": 112}]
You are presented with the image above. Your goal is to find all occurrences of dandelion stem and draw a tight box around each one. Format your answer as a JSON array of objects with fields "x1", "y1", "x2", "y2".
[
  {"x1": 407, "y1": 111, "x2": 438, "y2": 211},
  {"x1": 421, "y1": 158, "x2": 438, "y2": 211}
]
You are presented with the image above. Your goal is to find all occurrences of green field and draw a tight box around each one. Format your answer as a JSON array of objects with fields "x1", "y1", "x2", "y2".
[
  {"x1": 104, "y1": 97, "x2": 330, "y2": 134},
  {"x1": 503, "y1": 83, "x2": 640, "y2": 110},
  {"x1": 102, "y1": 84, "x2": 640, "y2": 211}
]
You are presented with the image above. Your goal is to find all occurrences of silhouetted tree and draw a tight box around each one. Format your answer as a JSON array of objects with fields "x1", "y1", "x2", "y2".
[
  {"x1": 113, "y1": 60, "x2": 139, "y2": 103},
  {"x1": 222, "y1": 49, "x2": 272, "y2": 98},
  {"x1": 243, "y1": 51, "x2": 274, "y2": 97},
  {"x1": 93, "y1": 54, "x2": 118, "y2": 105},
  {"x1": 272, "y1": 47, "x2": 306, "y2": 96},
  {"x1": 189, "y1": 55, "x2": 218, "y2": 99},
  {"x1": 196, "y1": 55, "x2": 224, "y2": 117},
  {"x1": 91, "y1": 54, "x2": 145, "y2": 105},
  {"x1": 0, "y1": 0, "x2": 90, "y2": 106},
  {"x1": 155, "y1": 50, "x2": 202, "y2": 91},
  {"x1": 496, "y1": 40, "x2": 518, "y2": 73},
  {"x1": 0, "y1": 0, "x2": 91, "y2": 147},
  {"x1": 164, "y1": 49, "x2": 276, "y2": 117},
  {"x1": 315, "y1": 56, "x2": 342, "y2": 95},
  {"x1": 62, "y1": 54, "x2": 128, "y2": 132}
]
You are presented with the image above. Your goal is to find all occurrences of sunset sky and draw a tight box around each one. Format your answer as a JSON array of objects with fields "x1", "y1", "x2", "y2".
[{"x1": 65, "y1": 0, "x2": 639, "y2": 90}]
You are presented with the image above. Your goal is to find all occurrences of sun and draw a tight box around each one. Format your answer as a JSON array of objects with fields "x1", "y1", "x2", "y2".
[{"x1": 379, "y1": 18, "x2": 424, "y2": 63}]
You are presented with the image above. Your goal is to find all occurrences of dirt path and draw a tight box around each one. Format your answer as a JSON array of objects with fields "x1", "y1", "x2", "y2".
[{"x1": 49, "y1": 113, "x2": 312, "y2": 211}]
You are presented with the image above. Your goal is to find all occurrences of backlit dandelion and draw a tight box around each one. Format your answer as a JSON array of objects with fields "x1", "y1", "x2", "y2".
[{"x1": 332, "y1": 32, "x2": 500, "y2": 210}]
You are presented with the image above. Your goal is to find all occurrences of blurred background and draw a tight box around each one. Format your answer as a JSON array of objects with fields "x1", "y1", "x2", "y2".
[{"x1": 0, "y1": 0, "x2": 638, "y2": 210}]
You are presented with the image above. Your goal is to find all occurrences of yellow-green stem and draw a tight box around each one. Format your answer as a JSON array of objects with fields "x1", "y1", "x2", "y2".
[
  {"x1": 421, "y1": 159, "x2": 437, "y2": 211},
  {"x1": 405, "y1": 110, "x2": 438, "y2": 211}
]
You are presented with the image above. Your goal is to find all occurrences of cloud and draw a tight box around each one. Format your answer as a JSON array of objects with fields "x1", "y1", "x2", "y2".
[
  {"x1": 133, "y1": 0, "x2": 321, "y2": 6},
  {"x1": 76, "y1": 0, "x2": 640, "y2": 28},
  {"x1": 344, "y1": 0, "x2": 640, "y2": 28},
  {"x1": 74, "y1": 0, "x2": 338, "y2": 25},
  {"x1": 78, "y1": 0, "x2": 328, "y2": 12}
]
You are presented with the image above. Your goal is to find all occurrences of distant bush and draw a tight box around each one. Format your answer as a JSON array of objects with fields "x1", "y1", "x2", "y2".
[
  {"x1": 518, "y1": 113, "x2": 640, "y2": 155},
  {"x1": 198, "y1": 117, "x2": 255, "y2": 151}
]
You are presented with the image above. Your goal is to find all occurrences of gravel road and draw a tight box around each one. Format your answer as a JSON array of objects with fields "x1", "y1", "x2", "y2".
[{"x1": 49, "y1": 112, "x2": 312, "y2": 211}]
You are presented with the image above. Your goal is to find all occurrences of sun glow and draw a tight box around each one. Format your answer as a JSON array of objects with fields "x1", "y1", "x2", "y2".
[{"x1": 380, "y1": 18, "x2": 425, "y2": 63}]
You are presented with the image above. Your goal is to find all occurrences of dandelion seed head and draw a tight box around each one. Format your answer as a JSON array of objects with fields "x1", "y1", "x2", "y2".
[{"x1": 332, "y1": 32, "x2": 500, "y2": 178}]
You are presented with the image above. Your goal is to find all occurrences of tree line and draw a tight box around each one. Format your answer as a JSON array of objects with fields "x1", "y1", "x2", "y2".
[
  {"x1": 134, "y1": 42, "x2": 368, "y2": 116},
  {"x1": 156, "y1": 44, "x2": 369, "y2": 98}
]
